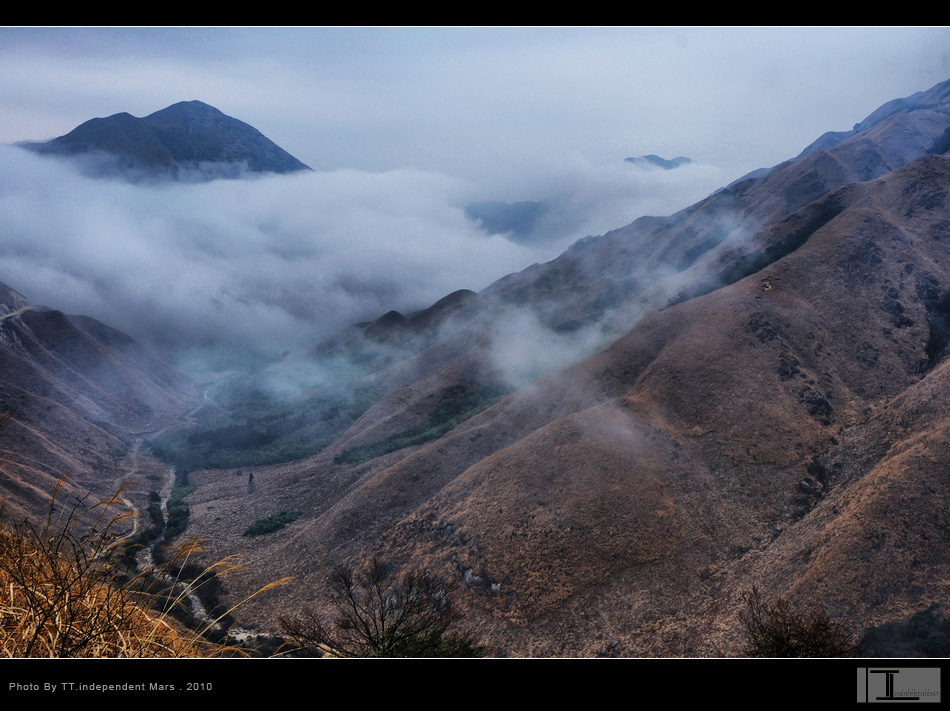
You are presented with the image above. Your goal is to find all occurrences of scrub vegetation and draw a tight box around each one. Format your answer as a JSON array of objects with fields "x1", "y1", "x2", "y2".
[
  {"x1": 335, "y1": 383, "x2": 509, "y2": 464},
  {"x1": 279, "y1": 556, "x2": 485, "y2": 658},
  {"x1": 0, "y1": 477, "x2": 284, "y2": 657},
  {"x1": 739, "y1": 586, "x2": 868, "y2": 657},
  {"x1": 243, "y1": 511, "x2": 302, "y2": 537},
  {"x1": 149, "y1": 379, "x2": 383, "y2": 471}
]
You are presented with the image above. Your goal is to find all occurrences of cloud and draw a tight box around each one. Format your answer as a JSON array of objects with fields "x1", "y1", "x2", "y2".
[
  {"x1": 486, "y1": 307, "x2": 612, "y2": 390},
  {"x1": 0, "y1": 133, "x2": 733, "y2": 365},
  {"x1": 485, "y1": 154, "x2": 723, "y2": 244},
  {"x1": 4, "y1": 27, "x2": 948, "y2": 186},
  {"x1": 0, "y1": 148, "x2": 536, "y2": 356}
]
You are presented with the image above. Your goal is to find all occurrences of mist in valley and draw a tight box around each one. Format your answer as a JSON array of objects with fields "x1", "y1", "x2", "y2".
[
  {"x1": 6, "y1": 28, "x2": 950, "y2": 664},
  {"x1": 0, "y1": 27, "x2": 945, "y2": 491}
]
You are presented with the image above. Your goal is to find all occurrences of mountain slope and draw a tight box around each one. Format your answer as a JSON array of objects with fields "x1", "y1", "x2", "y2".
[
  {"x1": 258, "y1": 154, "x2": 950, "y2": 655},
  {"x1": 128, "y1": 77, "x2": 950, "y2": 655},
  {"x1": 0, "y1": 282, "x2": 198, "y2": 522}
]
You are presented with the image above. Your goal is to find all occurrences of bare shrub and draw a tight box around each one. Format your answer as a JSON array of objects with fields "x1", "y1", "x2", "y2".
[
  {"x1": 279, "y1": 556, "x2": 484, "y2": 658},
  {"x1": 739, "y1": 586, "x2": 867, "y2": 657}
]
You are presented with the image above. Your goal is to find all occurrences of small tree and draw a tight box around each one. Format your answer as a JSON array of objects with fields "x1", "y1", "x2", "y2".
[
  {"x1": 739, "y1": 586, "x2": 867, "y2": 657},
  {"x1": 279, "y1": 557, "x2": 484, "y2": 658}
]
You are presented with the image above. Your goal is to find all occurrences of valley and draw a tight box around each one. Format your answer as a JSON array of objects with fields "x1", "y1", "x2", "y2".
[{"x1": 3, "y1": 67, "x2": 950, "y2": 658}]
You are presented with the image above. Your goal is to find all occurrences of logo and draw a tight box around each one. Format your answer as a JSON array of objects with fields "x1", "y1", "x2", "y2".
[{"x1": 857, "y1": 668, "x2": 941, "y2": 703}]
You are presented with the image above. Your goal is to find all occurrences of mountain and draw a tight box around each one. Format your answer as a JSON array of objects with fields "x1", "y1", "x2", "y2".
[
  {"x1": 22, "y1": 100, "x2": 311, "y2": 180},
  {"x1": 624, "y1": 154, "x2": 693, "y2": 170},
  {"x1": 154, "y1": 76, "x2": 950, "y2": 657},
  {"x1": 6, "y1": 77, "x2": 950, "y2": 658},
  {"x1": 0, "y1": 281, "x2": 198, "y2": 523}
]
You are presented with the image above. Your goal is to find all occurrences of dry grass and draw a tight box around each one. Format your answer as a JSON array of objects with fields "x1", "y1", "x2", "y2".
[
  {"x1": 0, "y1": 471, "x2": 289, "y2": 658},
  {"x1": 0, "y1": 529, "x2": 201, "y2": 657}
]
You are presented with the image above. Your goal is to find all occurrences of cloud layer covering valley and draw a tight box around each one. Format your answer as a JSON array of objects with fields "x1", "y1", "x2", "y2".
[
  {"x1": 0, "y1": 145, "x2": 723, "y2": 362},
  {"x1": 2, "y1": 27, "x2": 948, "y2": 370}
]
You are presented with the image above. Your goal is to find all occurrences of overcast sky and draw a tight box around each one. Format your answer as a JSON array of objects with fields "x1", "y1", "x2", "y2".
[
  {"x1": 5, "y1": 27, "x2": 949, "y2": 178},
  {"x1": 1, "y1": 27, "x2": 949, "y2": 360}
]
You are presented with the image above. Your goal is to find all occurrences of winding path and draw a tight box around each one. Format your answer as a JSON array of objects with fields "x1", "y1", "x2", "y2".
[
  {"x1": 0, "y1": 305, "x2": 36, "y2": 322},
  {"x1": 110, "y1": 393, "x2": 266, "y2": 648}
]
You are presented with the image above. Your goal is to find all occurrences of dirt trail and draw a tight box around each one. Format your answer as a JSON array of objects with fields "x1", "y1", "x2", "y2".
[
  {"x1": 110, "y1": 396, "x2": 206, "y2": 551},
  {"x1": 0, "y1": 305, "x2": 36, "y2": 322}
]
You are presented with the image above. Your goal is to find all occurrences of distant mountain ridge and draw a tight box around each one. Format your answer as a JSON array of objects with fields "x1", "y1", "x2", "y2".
[
  {"x1": 22, "y1": 100, "x2": 311, "y2": 180},
  {"x1": 624, "y1": 154, "x2": 693, "y2": 169},
  {"x1": 464, "y1": 200, "x2": 550, "y2": 243}
]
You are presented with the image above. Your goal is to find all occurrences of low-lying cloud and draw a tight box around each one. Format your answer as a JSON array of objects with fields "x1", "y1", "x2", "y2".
[
  {"x1": 0, "y1": 145, "x2": 723, "y2": 369},
  {"x1": 486, "y1": 308, "x2": 614, "y2": 389}
]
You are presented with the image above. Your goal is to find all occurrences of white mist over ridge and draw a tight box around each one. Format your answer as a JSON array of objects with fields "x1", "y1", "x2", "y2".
[{"x1": 0, "y1": 144, "x2": 724, "y2": 362}]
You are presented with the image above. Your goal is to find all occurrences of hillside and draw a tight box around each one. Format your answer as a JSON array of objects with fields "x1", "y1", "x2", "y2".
[
  {"x1": 4, "y1": 77, "x2": 950, "y2": 657},
  {"x1": 168, "y1": 77, "x2": 950, "y2": 656},
  {"x1": 0, "y1": 282, "x2": 198, "y2": 523}
]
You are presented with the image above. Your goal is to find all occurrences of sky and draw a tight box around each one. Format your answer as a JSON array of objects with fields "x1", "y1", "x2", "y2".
[{"x1": 1, "y1": 26, "x2": 949, "y2": 362}]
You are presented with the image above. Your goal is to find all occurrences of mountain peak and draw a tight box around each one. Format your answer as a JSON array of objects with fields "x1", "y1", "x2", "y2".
[
  {"x1": 145, "y1": 100, "x2": 231, "y2": 123},
  {"x1": 156, "y1": 99, "x2": 217, "y2": 111},
  {"x1": 22, "y1": 101, "x2": 311, "y2": 180}
]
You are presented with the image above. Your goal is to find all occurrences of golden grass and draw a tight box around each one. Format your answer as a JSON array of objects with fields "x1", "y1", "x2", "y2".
[
  {"x1": 0, "y1": 473, "x2": 290, "y2": 658},
  {"x1": 0, "y1": 528, "x2": 201, "y2": 657}
]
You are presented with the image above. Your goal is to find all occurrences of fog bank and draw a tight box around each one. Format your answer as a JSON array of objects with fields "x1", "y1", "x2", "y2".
[{"x1": 0, "y1": 146, "x2": 722, "y2": 363}]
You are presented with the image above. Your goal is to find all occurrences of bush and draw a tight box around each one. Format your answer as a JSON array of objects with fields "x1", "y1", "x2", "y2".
[
  {"x1": 279, "y1": 557, "x2": 485, "y2": 658},
  {"x1": 863, "y1": 604, "x2": 950, "y2": 657},
  {"x1": 162, "y1": 474, "x2": 194, "y2": 543},
  {"x1": 242, "y1": 511, "x2": 301, "y2": 537},
  {"x1": 739, "y1": 586, "x2": 867, "y2": 657},
  {"x1": 335, "y1": 384, "x2": 508, "y2": 464}
]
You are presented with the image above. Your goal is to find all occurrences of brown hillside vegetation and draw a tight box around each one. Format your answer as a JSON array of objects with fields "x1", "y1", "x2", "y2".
[
  {"x1": 0, "y1": 486, "x2": 204, "y2": 657},
  {"x1": 5, "y1": 78, "x2": 950, "y2": 657},
  {"x1": 0, "y1": 469, "x2": 291, "y2": 657},
  {"x1": 178, "y1": 84, "x2": 950, "y2": 656},
  {"x1": 0, "y1": 527, "x2": 204, "y2": 658},
  {"x1": 0, "y1": 283, "x2": 199, "y2": 524}
]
